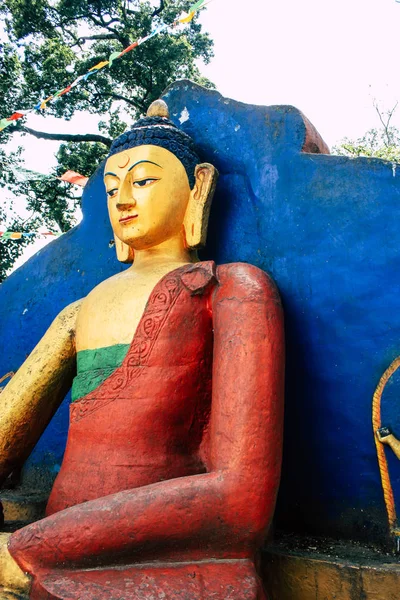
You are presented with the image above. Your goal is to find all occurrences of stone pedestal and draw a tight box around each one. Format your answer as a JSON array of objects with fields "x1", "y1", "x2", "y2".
[
  {"x1": 1, "y1": 490, "x2": 46, "y2": 529},
  {"x1": 262, "y1": 536, "x2": 400, "y2": 600}
]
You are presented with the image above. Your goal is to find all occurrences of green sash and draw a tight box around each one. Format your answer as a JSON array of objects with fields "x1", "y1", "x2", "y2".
[{"x1": 72, "y1": 344, "x2": 129, "y2": 402}]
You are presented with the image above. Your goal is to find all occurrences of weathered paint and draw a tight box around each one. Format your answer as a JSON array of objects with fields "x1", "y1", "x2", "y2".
[
  {"x1": 1, "y1": 80, "x2": 400, "y2": 547},
  {"x1": 31, "y1": 559, "x2": 264, "y2": 600},
  {"x1": 8, "y1": 261, "x2": 284, "y2": 598}
]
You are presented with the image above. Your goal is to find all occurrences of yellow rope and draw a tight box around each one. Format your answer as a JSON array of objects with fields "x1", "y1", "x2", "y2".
[
  {"x1": 372, "y1": 357, "x2": 400, "y2": 531},
  {"x1": 0, "y1": 371, "x2": 14, "y2": 387}
]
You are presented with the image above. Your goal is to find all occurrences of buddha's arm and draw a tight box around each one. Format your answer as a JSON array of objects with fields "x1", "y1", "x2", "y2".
[
  {"x1": 8, "y1": 264, "x2": 284, "y2": 573},
  {"x1": 0, "y1": 301, "x2": 81, "y2": 485}
]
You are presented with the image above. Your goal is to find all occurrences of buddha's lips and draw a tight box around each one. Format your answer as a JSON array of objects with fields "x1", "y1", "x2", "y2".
[{"x1": 119, "y1": 214, "x2": 138, "y2": 223}]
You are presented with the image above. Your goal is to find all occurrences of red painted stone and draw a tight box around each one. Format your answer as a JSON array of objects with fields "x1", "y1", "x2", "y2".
[
  {"x1": 9, "y1": 261, "x2": 284, "y2": 599},
  {"x1": 30, "y1": 560, "x2": 266, "y2": 599}
]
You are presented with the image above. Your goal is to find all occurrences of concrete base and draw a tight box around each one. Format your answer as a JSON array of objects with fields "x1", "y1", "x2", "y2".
[
  {"x1": 262, "y1": 536, "x2": 400, "y2": 600},
  {"x1": 1, "y1": 490, "x2": 46, "y2": 529}
]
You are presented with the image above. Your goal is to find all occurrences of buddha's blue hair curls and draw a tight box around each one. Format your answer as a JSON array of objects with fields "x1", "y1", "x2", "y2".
[{"x1": 108, "y1": 101, "x2": 200, "y2": 188}]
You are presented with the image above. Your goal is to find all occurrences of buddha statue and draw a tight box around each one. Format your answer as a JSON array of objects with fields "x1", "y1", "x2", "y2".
[{"x1": 0, "y1": 99, "x2": 285, "y2": 600}]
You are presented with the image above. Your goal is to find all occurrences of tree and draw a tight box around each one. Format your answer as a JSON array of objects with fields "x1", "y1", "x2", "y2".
[
  {"x1": 0, "y1": 0, "x2": 214, "y2": 279},
  {"x1": 333, "y1": 101, "x2": 400, "y2": 162}
]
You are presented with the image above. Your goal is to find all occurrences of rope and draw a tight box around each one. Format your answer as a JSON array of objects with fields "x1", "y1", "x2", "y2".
[
  {"x1": 372, "y1": 357, "x2": 400, "y2": 531},
  {"x1": 0, "y1": 371, "x2": 14, "y2": 388}
]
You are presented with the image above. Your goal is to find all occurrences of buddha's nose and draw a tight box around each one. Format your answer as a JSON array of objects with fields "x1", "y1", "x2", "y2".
[
  {"x1": 116, "y1": 195, "x2": 136, "y2": 210},
  {"x1": 118, "y1": 174, "x2": 137, "y2": 208}
]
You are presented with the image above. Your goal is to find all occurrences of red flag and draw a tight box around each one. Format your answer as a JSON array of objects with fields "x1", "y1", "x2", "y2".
[
  {"x1": 59, "y1": 170, "x2": 88, "y2": 187},
  {"x1": 119, "y1": 41, "x2": 138, "y2": 57},
  {"x1": 8, "y1": 112, "x2": 25, "y2": 121}
]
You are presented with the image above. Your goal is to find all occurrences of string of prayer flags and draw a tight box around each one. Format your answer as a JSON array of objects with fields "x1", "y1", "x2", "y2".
[
  {"x1": 11, "y1": 167, "x2": 54, "y2": 183},
  {"x1": 0, "y1": 0, "x2": 210, "y2": 133},
  {"x1": 0, "y1": 231, "x2": 62, "y2": 240},
  {"x1": 8, "y1": 166, "x2": 87, "y2": 186}
]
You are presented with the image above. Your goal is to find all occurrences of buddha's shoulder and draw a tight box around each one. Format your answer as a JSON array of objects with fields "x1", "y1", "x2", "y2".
[
  {"x1": 215, "y1": 262, "x2": 281, "y2": 305},
  {"x1": 52, "y1": 298, "x2": 83, "y2": 332}
]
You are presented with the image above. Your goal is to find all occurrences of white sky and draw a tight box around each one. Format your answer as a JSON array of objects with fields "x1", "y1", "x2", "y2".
[
  {"x1": 198, "y1": 0, "x2": 400, "y2": 146},
  {"x1": 4, "y1": 0, "x2": 400, "y2": 268}
]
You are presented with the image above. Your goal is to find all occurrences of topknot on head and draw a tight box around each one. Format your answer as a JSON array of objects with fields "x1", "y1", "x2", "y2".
[{"x1": 146, "y1": 99, "x2": 170, "y2": 119}]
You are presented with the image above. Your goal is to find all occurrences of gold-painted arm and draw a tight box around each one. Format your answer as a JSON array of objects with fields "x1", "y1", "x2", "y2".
[
  {"x1": 0, "y1": 300, "x2": 82, "y2": 486},
  {"x1": 0, "y1": 533, "x2": 30, "y2": 598}
]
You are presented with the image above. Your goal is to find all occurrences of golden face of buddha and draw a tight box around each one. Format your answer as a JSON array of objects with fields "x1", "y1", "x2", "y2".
[{"x1": 104, "y1": 145, "x2": 191, "y2": 251}]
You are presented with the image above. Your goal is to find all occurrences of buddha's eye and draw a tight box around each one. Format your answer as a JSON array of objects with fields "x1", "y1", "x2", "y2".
[
  {"x1": 106, "y1": 188, "x2": 118, "y2": 198},
  {"x1": 133, "y1": 178, "x2": 159, "y2": 188}
]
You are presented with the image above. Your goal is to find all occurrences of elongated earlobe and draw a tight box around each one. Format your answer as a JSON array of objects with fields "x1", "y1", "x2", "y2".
[
  {"x1": 114, "y1": 233, "x2": 134, "y2": 263},
  {"x1": 183, "y1": 163, "x2": 218, "y2": 249}
]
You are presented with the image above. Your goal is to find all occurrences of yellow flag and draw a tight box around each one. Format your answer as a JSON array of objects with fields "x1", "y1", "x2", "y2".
[
  {"x1": 179, "y1": 10, "x2": 196, "y2": 23},
  {"x1": 89, "y1": 61, "x2": 109, "y2": 71},
  {"x1": 40, "y1": 96, "x2": 53, "y2": 110}
]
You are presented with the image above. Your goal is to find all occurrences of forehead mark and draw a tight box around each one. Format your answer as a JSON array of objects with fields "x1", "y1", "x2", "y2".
[
  {"x1": 128, "y1": 160, "x2": 163, "y2": 172},
  {"x1": 117, "y1": 153, "x2": 130, "y2": 169}
]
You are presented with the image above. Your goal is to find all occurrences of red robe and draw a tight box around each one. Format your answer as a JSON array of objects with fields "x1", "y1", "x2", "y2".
[{"x1": 8, "y1": 261, "x2": 285, "y2": 600}]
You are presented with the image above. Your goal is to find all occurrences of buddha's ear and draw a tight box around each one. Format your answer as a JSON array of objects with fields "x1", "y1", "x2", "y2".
[
  {"x1": 114, "y1": 233, "x2": 134, "y2": 263},
  {"x1": 183, "y1": 163, "x2": 218, "y2": 249}
]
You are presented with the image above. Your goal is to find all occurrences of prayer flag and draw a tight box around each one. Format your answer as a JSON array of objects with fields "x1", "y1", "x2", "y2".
[
  {"x1": 59, "y1": 170, "x2": 88, "y2": 187},
  {"x1": 89, "y1": 61, "x2": 109, "y2": 71},
  {"x1": 59, "y1": 86, "x2": 72, "y2": 96},
  {"x1": 70, "y1": 75, "x2": 85, "y2": 89},
  {"x1": 178, "y1": 11, "x2": 196, "y2": 23},
  {"x1": 40, "y1": 96, "x2": 53, "y2": 110},
  {"x1": 8, "y1": 112, "x2": 25, "y2": 121},
  {"x1": 118, "y1": 42, "x2": 138, "y2": 57},
  {"x1": 189, "y1": 0, "x2": 206, "y2": 11},
  {"x1": 0, "y1": 119, "x2": 13, "y2": 131},
  {"x1": 82, "y1": 71, "x2": 97, "y2": 81},
  {"x1": 108, "y1": 52, "x2": 120, "y2": 68}
]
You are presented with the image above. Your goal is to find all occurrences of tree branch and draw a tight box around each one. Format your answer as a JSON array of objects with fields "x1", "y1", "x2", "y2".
[
  {"x1": 79, "y1": 33, "x2": 118, "y2": 42},
  {"x1": 18, "y1": 126, "x2": 112, "y2": 147},
  {"x1": 94, "y1": 91, "x2": 144, "y2": 111},
  {"x1": 151, "y1": 0, "x2": 165, "y2": 17},
  {"x1": 69, "y1": 32, "x2": 118, "y2": 48},
  {"x1": 86, "y1": 13, "x2": 129, "y2": 47},
  {"x1": 374, "y1": 100, "x2": 399, "y2": 148},
  {"x1": 385, "y1": 102, "x2": 398, "y2": 146}
]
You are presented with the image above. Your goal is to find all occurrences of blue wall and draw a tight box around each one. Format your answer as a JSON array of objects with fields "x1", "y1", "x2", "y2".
[{"x1": 1, "y1": 80, "x2": 399, "y2": 546}]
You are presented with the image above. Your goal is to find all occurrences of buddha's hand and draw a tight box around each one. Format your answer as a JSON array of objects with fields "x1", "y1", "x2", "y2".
[
  {"x1": 0, "y1": 533, "x2": 31, "y2": 599},
  {"x1": 376, "y1": 426, "x2": 393, "y2": 445}
]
